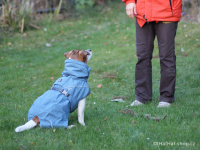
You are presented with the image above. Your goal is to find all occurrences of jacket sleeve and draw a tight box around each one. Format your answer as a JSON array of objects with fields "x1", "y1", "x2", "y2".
[{"x1": 122, "y1": 0, "x2": 135, "y2": 5}]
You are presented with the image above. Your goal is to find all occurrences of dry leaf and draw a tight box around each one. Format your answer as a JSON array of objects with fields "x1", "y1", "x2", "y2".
[
  {"x1": 182, "y1": 53, "x2": 189, "y2": 56},
  {"x1": 31, "y1": 142, "x2": 36, "y2": 146},
  {"x1": 153, "y1": 55, "x2": 159, "y2": 58},
  {"x1": 119, "y1": 109, "x2": 135, "y2": 116},
  {"x1": 104, "y1": 117, "x2": 108, "y2": 121},
  {"x1": 145, "y1": 114, "x2": 167, "y2": 122},
  {"x1": 68, "y1": 140, "x2": 73, "y2": 144},
  {"x1": 102, "y1": 73, "x2": 117, "y2": 79},
  {"x1": 132, "y1": 119, "x2": 136, "y2": 124},
  {"x1": 113, "y1": 96, "x2": 128, "y2": 99},
  {"x1": 97, "y1": 84, "x2": 102, "y2": 88}
]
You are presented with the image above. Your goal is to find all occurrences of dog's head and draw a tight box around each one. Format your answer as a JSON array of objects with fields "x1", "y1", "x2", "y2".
[{"x1": 64, "y1": 49, "x2": 92, "y2": 63}]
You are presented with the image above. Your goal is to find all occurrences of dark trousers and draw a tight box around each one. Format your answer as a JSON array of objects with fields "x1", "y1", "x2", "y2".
[{"x1": 135, "y1": 21, "x2": 178, "y2": 103}]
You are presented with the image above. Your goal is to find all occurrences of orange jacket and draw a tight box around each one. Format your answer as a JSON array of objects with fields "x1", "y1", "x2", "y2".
[{"x1": 123, "y1": 0, "x2": 182, "y2": 27}]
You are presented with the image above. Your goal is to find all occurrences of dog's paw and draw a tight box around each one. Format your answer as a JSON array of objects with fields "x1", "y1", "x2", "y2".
[
  {"x1": 15, "y1": 127, "x2": 23, "y2": 133},
  {"x1": 79, "y1": 122, "x2": 85, "y2": 126}
]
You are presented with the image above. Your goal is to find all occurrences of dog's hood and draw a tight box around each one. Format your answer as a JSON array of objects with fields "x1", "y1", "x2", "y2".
[{"x1": 62, "y1": 59, "x2": 91, "y2": 80}]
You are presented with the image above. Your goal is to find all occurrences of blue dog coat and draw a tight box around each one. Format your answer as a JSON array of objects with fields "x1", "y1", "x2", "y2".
[{"x1": 28, "y1": 59, "x2": 91, "y2": 128}]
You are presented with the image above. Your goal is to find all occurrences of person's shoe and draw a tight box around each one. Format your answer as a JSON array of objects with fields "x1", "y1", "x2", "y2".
[
  {"x1": 157, "y1": 102, "x2": 171, "y2": 108},
  {"x1": 130, "y1": 100, "x2": 144, "y2": 106}
]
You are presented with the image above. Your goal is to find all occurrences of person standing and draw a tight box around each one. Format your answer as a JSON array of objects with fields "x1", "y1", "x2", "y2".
[{"x1": 122, "y1": 0, "x2": 182, "y2": 107}]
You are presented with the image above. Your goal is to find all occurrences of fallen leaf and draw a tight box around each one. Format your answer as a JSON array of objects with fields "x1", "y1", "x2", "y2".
[
  {"x1": 182, "y1": 53, "x2": 189, "y2": 56},
  {"x1": 104, "y1": 117, "x2": 108, "y2": 121},
  {"x1": 50, "y1": 77, "x2": 54, "y2": 80},
  {"x1": 7, "y1": 42, "x2": 12, "y2": 46},
  {"x1": 102, "y1": 73, "x2": 117, "y2": 79},
  {"x1": 31, "y1": 142, "x2": 36, "y2": 146},
  {"x1": 132, "y1": 119, "x2": 136, "y2": 124},
  {"x1": 68, "y1": 140, "x2": 73, "y2": 144},
  {"x1": 113, "y1": 96, "x2": 128, "y2": 99},
  {"x1": 119, "y1": 109, "x2": 138, "y2": 116},
  {"x1": 145, "y1": 114, "x2": 167, "y2": 122},
  {"x1": 97, "y1": 84, "x2": 102, "y2": 88},
  {"x1": 153, "y1": 55, "x2": 159, "y2": 58},
  {"x1": 1, "y1": 56, "x2": 4, "y2": 59}
]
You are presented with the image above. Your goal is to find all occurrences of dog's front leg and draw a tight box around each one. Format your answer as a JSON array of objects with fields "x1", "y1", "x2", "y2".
[{"x1": 77, "y1": 98, "x2": 86, "y2": 126}]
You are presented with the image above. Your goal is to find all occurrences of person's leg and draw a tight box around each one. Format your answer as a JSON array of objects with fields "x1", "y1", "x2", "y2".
[
  {"x1": 155, "y1": 22, "x2": 178, "y2": 104},
  {"x1": 134, "y1": 21, "x2": 155, "y2": 104}
]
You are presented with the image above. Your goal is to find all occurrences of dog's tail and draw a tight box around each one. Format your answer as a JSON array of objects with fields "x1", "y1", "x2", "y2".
[{"x1": 15, "y1": 120, "x2": 37, "y2": 132}]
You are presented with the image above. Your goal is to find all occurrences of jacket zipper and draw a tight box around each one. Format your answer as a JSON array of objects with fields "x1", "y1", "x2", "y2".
[{"x1": 169, "y1": 0, "x2": 173, "y2": 15}]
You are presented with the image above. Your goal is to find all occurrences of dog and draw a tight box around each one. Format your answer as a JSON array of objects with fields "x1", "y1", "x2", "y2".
[{"x1": 15, "y1": 49, "x2": 92, "y2": 132}]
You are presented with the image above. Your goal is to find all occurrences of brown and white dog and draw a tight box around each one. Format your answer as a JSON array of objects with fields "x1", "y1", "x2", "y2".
[{"x1": 15, "y1": 49, "x2": 92, "y2": 132}]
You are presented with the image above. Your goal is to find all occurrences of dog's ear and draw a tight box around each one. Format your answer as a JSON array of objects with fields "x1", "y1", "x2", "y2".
[
  {"x1": 79, "y1": 50, "x2": 89, "y2": 63},
  {"x1": 64, "y1": 50, "x2": 74, "y2": 59}
]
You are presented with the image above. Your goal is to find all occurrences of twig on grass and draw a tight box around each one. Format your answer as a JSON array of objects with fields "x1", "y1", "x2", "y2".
[
  {"x1": 145, "y1": 114, "x2": 168, "y2": 122},
  {"x1": 101, "y1": 73, "x2": 117, "y2": 79},
  {"x1": 119, "y1": 109, "x2": 168, "y2": 122},
  {"x1": 119, "y1": 109, "x2": 139, "y2": 117}
]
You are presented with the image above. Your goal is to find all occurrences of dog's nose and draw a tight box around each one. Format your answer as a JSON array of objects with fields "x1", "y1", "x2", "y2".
[{"x1": 86, "y1": 49, "x2": 92, "y2": 52}]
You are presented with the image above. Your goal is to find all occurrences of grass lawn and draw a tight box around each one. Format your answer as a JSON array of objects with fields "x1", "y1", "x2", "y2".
[{"x1": 0, "y1": 2, "x2": 200, "y2": 150}]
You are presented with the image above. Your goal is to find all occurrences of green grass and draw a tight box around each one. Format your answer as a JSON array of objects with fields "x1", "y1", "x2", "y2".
[{"x1": 0, "y1": 2, "x2": 200, "y2": 150}]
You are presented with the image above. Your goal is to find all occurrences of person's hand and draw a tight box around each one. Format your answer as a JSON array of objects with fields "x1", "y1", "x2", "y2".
[{"x1": 126, "y1": 3, "x2": 137, "y2": 20}]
